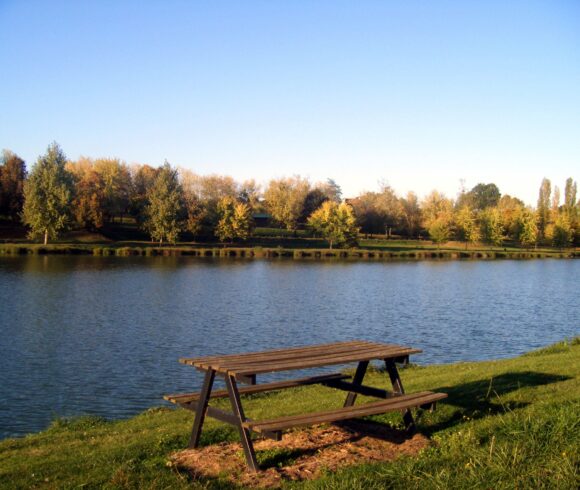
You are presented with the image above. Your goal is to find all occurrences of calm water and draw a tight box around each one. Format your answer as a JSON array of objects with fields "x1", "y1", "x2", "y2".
[{"x1": 0, "y1": 256, "x2": 578, "y2": 439}]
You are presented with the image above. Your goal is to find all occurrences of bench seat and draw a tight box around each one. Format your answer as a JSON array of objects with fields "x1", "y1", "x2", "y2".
[
  {"x1": 164, "y1": 373, "x2": 350, "y2": 405},
  {"x1": 244, "y1": 391, "x2": 447, "y2": 434}
]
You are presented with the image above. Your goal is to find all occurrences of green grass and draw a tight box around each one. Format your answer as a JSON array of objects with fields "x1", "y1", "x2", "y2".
[{"x1": 1, "y1": 339, "x2": 578, "y2": 488}]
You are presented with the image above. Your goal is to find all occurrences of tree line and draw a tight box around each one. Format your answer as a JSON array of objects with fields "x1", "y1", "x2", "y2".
[{"x1": 1, "y1": 143, "x2": 578, "y2": 248}]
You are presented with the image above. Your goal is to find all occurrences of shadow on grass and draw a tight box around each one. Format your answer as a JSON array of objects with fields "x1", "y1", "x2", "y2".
[{"x1": 423, "y1": 371, "x2": 571, "y2": 434}]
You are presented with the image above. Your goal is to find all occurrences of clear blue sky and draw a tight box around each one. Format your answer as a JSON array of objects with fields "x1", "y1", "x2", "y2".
[{"x1": 1, "y1": 0, "x2": 578, "y2": 205}]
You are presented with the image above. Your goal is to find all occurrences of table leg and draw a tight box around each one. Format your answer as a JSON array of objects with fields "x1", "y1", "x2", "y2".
[
  {"x1": 343, "y1": 360, "x2": 369, "y2": 407},
  {"x1": 225, "y1": 374, "x2": 259, "y2": 472},
  {"x1": 188, "y1": 369, "x2": 215, "y2": 448},
  {"x1": 384, "y1": 359, "x2": 416, "y2": 432}
]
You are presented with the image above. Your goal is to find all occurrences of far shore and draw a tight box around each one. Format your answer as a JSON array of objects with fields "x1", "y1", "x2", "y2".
[{"x1": 0, "y1": 239, "x2": 577, "y2": 261}]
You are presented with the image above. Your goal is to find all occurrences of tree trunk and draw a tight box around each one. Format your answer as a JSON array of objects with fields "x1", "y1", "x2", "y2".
[
  {"x1": 329, "y1": 240, "x2": 333, "y2": 250},
  {"x1": 44, "y1": 230, "x2": 48, "y2": 245}
]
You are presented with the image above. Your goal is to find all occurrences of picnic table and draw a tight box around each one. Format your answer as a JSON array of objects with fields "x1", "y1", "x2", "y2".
[{"x1": 165, "y1": 340, "x2": 447, "y2": 472}]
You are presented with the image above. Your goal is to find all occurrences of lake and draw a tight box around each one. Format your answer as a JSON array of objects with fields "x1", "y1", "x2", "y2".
[{"x1": 0, "y1": 256, "x2": 578, "y2": 439}]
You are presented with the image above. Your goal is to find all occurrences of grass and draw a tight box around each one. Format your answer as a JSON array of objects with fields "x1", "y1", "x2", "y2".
[{"x1": 0, "y1": 338, "x2": 578, "y2": 488}]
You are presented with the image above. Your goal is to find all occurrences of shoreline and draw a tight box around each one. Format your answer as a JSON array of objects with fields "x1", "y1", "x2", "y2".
[{"x1": 0, "y1": 243, "x2": 577, "y2": 260}]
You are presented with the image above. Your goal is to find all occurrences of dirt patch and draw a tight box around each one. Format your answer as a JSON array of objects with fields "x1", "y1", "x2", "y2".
[{"x1": 170, "y1": 421, "x2": 431, "y2": 488}]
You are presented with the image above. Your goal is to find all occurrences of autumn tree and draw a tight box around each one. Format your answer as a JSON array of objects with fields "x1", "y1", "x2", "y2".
[
  {"x1": 551, "y1": 214, "x2": 573, "y2": 248},
  {"x1": 307, "y1": 201, "x2": 358, "y2": 249},
  {"x1": 215, "y1": 196, "x2": 253, "y2": 242},
  {"x1": 144, "y1": 162, "x2": 183, "y2": 245},
  {"x1": 497, "y1": 195, "x2": 525, "y2": 241},
  {"x1": 130, "y1": 164, "x2": 158, "y2": 224},
  {"x1": 22, "y1": 143, "x2": 73, "y2": 244},
  {"x1": 93, "y1": 158, "x2": 131, "y2": 223},
  {"x1": 421, "y1": 190, "x2": 454, "y2": 244},
  {"x1": 180, "y1": 171, "x2": 238, "y2": 226},
  {"x1": 66, "y1": 158, "x2": 106, "y2": 230},
  {"x1": 455, "y1": 205, "x2": 480, "y2": 248},
  {"x1": 238, "y1": 179, "x2": 262, "y2": 212},
  {"x1": 428, "y1": 219, "x2": 451, "y2": 248},
  {"x1": 400, "y1": 191, "x2": 421, "y2": 238},
  {"x1": 350, "y1": 184, "x2": 402, "y2": 236},
  {"x1": 480, "y1": 207, "x2": 504, "y2": 247},
  {"x1": 0, "y1": 150, "x2": 27, "y2": 220},
  {"x1": 264, "y1": 176, "x2": 310, "y2": 231}
]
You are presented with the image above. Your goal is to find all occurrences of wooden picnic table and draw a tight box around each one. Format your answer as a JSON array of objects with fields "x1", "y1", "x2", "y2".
[{"x1": 165, "y1": 340, "x2": 447, "y2": 472}]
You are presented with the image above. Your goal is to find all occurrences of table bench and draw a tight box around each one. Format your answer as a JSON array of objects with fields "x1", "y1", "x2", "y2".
[{"x1": 165, "y1": 340, "x2": 447, "y2": 472}]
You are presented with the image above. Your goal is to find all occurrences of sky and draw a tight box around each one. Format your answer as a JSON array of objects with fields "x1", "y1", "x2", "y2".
[{"x1": 1, "y1": 0, "x2": 579, "y2": 206}]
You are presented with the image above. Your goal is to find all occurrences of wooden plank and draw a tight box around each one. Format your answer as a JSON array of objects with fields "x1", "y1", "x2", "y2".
[
  {"x1": 182, "y1": 341, "x2": 420, "y2": 371},
  {"x1": 188, "y1": 341, "x2": 378, "y2": 370},
  {"x1": 215, "y1": 344, "x2": 405, "y2": 371},
  {"x1": 179, "y1": 402, "x2": 240, "y2": 426},
  {"x1": 164, "y1": 373, "x2": 351, "y2": 404},
  {"x1": 208, "y1": 343, "x2": 414, "y2": 370},
  {"x1": 180, "y1": 340, "x2": 368, "y2": 366},
  {"x1": 229, "y1": 347, "x2": 422, "y2": 375},
  {"x1": 244, "y1": 392, "x2": 447, "y2": 433},
  {"x1": 217, "y1": 346, "x2": 416, "y2": 373}
]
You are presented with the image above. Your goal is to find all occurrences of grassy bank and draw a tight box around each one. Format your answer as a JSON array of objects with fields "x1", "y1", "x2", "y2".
[
  {"x1": 0, "y1": 242, "x2": 577, "y2": 261},
  {"x1": 1, "y1": 339, "x2": 578, "y2": 488}
]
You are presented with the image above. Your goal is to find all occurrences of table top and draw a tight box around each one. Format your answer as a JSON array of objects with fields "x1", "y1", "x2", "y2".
[{"x1": 179, "y1": 340, "x2": 421, "y2": 376}]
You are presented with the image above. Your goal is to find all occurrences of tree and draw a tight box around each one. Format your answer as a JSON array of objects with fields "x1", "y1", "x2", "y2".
[
  {"x1": 307, "y1": 201, "x2": 358, "y2": 249},
  {"x1": 215, "y1": 196, "x2": 253, "y2": 242},
  {"x1": 22, "y1": 143, "x2": 73, "y2": 244},
  {"x1": 428, "y1": 219, "x2": 451, "y2": 248},
  {"x1": 180, "y1": 171, "x2": 238, "y2": 226},
  {"x1": 66, "y1": 158, "x2": 106, "y2": 230},
  {"x1": 465, "y1": 183, "x2": 501, "y2": 211},
  {"x1": 497, "y1": 195, "x2": 525, "y2": 241},
  {"x1": 130, "y1": 163, "x2": 158, "y2": 224},
  {"x1": 238, "y1": 179, "x2": 262, "y2": 212},
  {"x1": 264, "y1": 176, "x2": 310, "y2": 231},
  {"x1": 93, "y1": 158, "x2": 131, "y2": 223},
  {"x1": 518, "y1": 208, "x2": 538, "y2": 248},
  {"x1": 144, "y1": 162, "x2": 183, "y2": 244},
  {"x1": 421, "y1": 190, "x2": 454, "y2": 238},
  {"x1": 455, "y1": 205, "x2": 481, "y2": 248},
  {"x1": 551, "y1": 214, "x2": 573, "y2": 248},
  {"x1": 480, "y1": 207, "x2": 504, "y2": 247},
  {"x1": 400, "y1": 191, "x2": 422, "y2": 238},
  {"x1": 0, "y1": 150, "x2": 27, "y2": 220},
  {"x1": 537, "y1": 178, "x2": 551, "y2": 240}
]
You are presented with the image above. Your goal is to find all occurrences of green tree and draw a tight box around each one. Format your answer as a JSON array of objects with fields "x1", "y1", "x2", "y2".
[
  {"x1": 215, "y1": 196, "x2": 252, "y2": 242},
  {"x1": 455, "y1": 205, "x2": 480, "y2": 248},
  {"x1": 307, "y1": 201, "x2": 358, "y2": 249},
  {"x1": 22, "y1": 143, "x2": 73, "y2": 244},
  {"x1": 144, "y1": 162, "x2": 183, "y2": 245},
  {"x1": 518, "y1": 208, "x2": 538, "y2": 248},
  {"x1": 264, "y1": 176, "x2": 310, "y2": 231},
  {"x1": 0, "y1": 150, "x2": 27, "y2": 220},
  {"x1": 537, "y1": 178, "x2": 551, "y2": 240},
  {"x1": 480, "y1": 207, "x2": 504, "y2": 247},
  {"x1": 465, "y1": 183, "x2": 501, "y2": 211}
]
